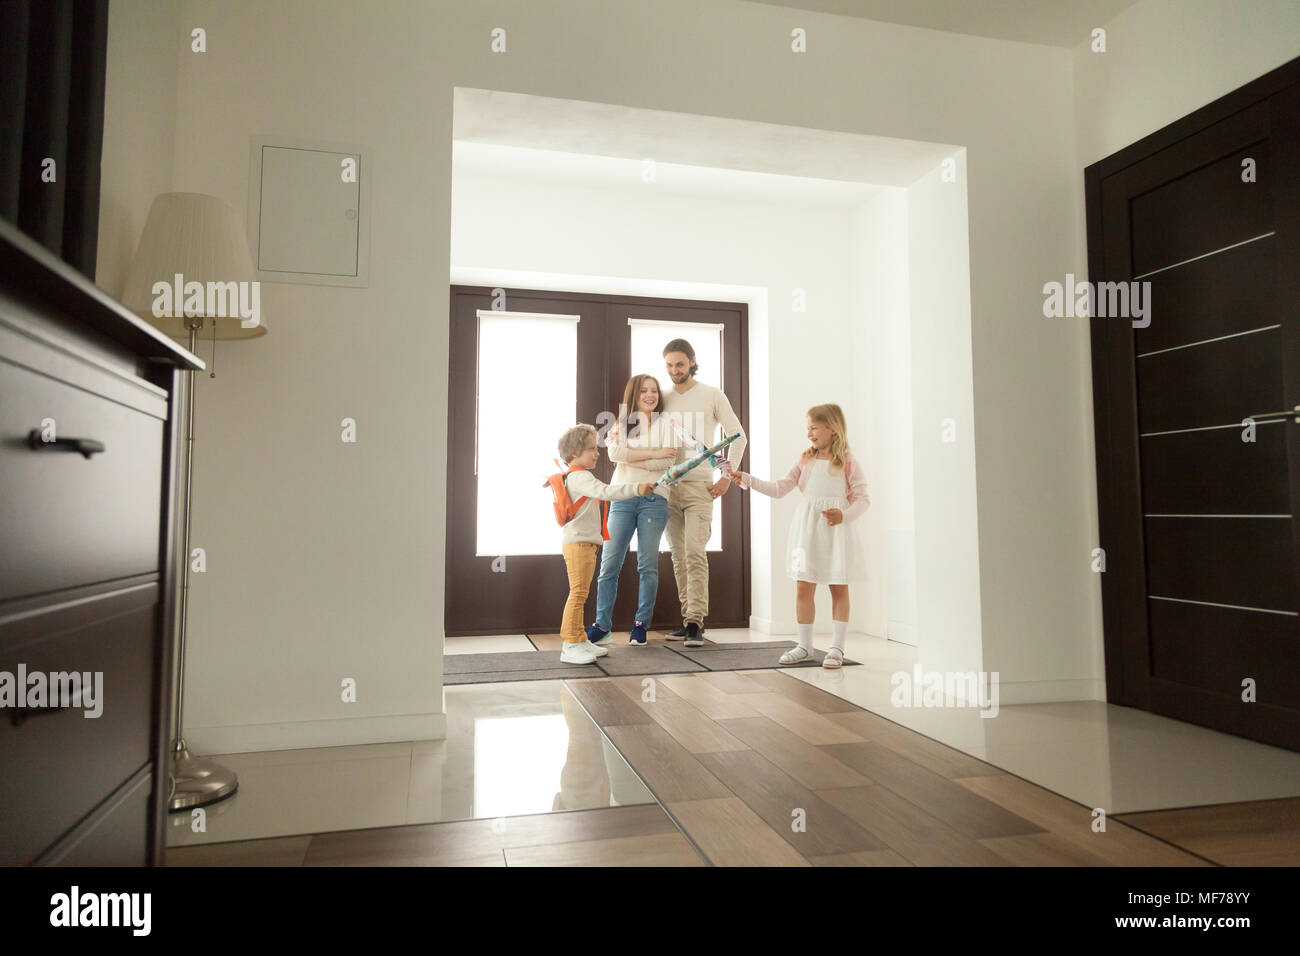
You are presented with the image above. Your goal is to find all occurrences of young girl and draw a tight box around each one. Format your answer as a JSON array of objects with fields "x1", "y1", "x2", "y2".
[{"x1": 731, "y1": 404, "x2": 869, "y2": 668}]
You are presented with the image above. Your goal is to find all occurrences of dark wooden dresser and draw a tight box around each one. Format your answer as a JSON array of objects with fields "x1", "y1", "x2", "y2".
[{"x1": 0, "y1": 219, "x2": 201, "y2": 865}]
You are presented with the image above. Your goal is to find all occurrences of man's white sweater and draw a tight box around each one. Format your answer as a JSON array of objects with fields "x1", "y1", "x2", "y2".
[{"x1": 660, "y1": 379, "x2": 747, "y2": 481}]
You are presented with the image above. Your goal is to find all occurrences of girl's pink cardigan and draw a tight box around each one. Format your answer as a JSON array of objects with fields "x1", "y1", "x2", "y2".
[{"x1": 747, "y1": 450, "x2": 871, "y2": 521}]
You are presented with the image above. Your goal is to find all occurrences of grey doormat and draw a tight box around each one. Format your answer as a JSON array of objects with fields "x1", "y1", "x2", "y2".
[
  {"x1": 444, "y1": 646, "x2": 704, "y2": 685},
  {"x1": 669, "y1": 640, "x2": 857, "y2": 671},
  {"x1": 444, "y1": 641, "x2": 858, "y2": 685},
  {"x1": 443, "y1": 651, "x2": 575, "y2": 685}
]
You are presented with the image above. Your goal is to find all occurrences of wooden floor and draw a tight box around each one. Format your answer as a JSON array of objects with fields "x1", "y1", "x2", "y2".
[
  {"x1": 166, "y1": 669, "x2": 1300, "y2": 866},
  {"x1": 566, "y1": 670, "x2": 1216, "y2": 866},
  {"x1": 1114, "y1": 797, "x2": 1300, "y2": 866},
  {"x1": 167, "y1": 803, "x2": 706, "y2": 867}
]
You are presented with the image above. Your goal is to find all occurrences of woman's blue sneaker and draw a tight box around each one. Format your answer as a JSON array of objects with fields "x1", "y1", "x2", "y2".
[
  {"x1": 628, "y1": 622, "x2": 648, "y2": 646},
  {"x1": 587, "y1": 624, "x2": 612, "y2": 646}
]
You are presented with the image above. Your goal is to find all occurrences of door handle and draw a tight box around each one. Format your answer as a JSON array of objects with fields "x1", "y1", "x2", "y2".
[
  {"x1": 8, "y1": 706, "x2": 64, "y2": 727},
  {"x1": 1244, "y1": 407, "x2": 1300, "y2": 423},
  {"x1": 26, "y1": 429, "x2": 105, "y2": 458}
]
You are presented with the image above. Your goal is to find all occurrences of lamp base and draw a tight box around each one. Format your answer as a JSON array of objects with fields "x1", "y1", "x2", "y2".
[{"x1": 168, "y1": 747, "x2": 238, "y2": 811}]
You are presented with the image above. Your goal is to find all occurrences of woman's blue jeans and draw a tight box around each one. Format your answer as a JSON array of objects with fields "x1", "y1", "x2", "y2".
[{"x1": 595, "y1": 493, "x2": 669, "y2": 631}]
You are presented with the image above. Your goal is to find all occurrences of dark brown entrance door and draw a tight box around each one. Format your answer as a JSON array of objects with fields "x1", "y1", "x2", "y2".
[
  {"x1": 1087, "y1": 57, "x2": 1300, "y2": 750},
  {"x1": 445, "y1": 286, "x2": 750, "y2": 637}
]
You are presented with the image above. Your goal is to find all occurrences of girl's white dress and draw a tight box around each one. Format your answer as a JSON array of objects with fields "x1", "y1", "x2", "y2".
[{"x1": 785, "y1": 458, "x2": 869, "y2": 584}]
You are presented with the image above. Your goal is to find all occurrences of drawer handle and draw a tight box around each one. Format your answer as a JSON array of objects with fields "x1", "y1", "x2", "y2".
[
  {"x1": 26, "y1": 429, "x2": 106, "y2": 459},
  {"x1": 8, "y1": 706, "x2": 64, "y2": 727}
]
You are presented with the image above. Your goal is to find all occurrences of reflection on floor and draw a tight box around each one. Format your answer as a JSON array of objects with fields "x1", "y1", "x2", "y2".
[
  {"x1": 167, "y1": 628, "x2": 1300, "y2": 865},
  {"x1": 165, "y1": 680, "x2": 653, "y2": 850}
]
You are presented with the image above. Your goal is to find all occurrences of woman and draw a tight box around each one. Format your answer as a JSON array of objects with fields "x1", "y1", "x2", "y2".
[{"x1": 586, "y1": 373, "x2": 677, "y2": 646}]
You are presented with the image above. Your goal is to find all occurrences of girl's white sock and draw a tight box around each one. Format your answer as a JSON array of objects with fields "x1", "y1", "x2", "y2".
[
  {"x1": 831, "y1": 620, "x2": 848, "y2": 651},
  {"x1": 797, "y1": 622, "x2": 813, "y2": 650}
]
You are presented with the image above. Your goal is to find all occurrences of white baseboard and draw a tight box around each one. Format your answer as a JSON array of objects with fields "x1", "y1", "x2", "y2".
[
  {"x1": 887, "y1": 620, "x2": 918, "y2": 646},
  {"x1": 992, "y1": 678, "x2": 1106, "y2": 705},
  {"x1": 185, "y1": 711, "x2": 448, "y2": 755}
]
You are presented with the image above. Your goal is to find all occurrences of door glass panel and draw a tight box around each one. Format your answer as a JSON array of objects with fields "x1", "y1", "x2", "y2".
[
  {"x1": 476, "y1": 311, "x2": 578, "y2": 556},
  {"x1": 627, "y1": 319, "x2": 724, "y2": 551}
]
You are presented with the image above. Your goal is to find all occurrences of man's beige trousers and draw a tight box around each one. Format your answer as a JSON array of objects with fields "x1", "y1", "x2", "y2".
[{"x1": 666, "y1": 481, "x2": 714, "y2": 626}]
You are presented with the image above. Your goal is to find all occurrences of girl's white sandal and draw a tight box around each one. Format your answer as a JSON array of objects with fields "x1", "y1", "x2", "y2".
[
  {"x1": 779, "y1": 645, "x2": 811, "y2": 665},
  {"x1": 823, "y1": 646, "x2": 844, "y2": 669}
]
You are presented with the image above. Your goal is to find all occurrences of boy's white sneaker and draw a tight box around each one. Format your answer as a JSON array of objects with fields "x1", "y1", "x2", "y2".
[
  {"x1": 561, "y1": 641, "x2": 599, "y2": 664},
  {"x1": 589, "y1": 643, "x2": 608, "y2": 658}
]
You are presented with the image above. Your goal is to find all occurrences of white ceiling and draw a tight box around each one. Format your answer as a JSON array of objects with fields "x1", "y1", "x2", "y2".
[
  {"x1": 742, "y1": 0, "x2": 1141, "y2": 47},
  {"x1": 452, "y1": 88, "x2": 959, "y2": 196}
]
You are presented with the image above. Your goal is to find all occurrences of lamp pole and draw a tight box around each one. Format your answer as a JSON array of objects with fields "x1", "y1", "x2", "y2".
[{"x1": 168, "y1": 316, "x2": 238, "y2": 810}]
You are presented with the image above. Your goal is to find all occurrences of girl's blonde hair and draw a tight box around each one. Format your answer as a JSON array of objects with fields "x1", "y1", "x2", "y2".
[{"x1": 800, "y1": 404, "x2": 850, "y2": 473}]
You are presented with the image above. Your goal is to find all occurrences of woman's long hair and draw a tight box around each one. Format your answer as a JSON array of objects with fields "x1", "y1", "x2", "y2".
[
  {"x1": 618, "y1": 373, "x2": 665, "y2": 444},
  {"x1": 800, "y1": 403, "x2": 850, "y2": 473}
]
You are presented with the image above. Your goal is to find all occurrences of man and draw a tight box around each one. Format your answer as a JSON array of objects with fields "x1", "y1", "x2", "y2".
[{"x1": 660, "y1": 338, "x2": 746, "y2": 647}]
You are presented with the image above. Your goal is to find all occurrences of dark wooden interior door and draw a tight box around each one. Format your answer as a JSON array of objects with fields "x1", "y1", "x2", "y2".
[
  {"x1": 614, "y1": 299, "x2": 749, "y2": 633},
  {"x1": 446, "y1": 286, "x2": 749, "y2": 637},
  {"x1": 1087, "y1": 58, "x2": 1300, "y2": 751}
]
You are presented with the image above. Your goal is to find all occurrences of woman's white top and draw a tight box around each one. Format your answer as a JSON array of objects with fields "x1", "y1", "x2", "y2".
[{"x1": 606, "y1": 414, "x2": 676, "y2": 500}]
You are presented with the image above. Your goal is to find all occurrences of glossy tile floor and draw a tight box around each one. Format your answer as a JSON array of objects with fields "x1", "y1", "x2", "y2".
[
  {"x1": 167, "y1": 627, "x2": 1300, "y2": 852},
  {"x1": 166, "y1": 678, "x2": 653, "y2": 848}
]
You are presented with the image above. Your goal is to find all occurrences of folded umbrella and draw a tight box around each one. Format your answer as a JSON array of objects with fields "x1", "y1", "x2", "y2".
[{"x1": 652, "y1": 432, "x2": 742, "y2": 488}]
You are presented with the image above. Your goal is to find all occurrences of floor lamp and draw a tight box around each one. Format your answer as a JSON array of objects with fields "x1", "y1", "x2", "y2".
[{"x1": 121, "y1": 192, "x2": 268, "y2": 810}]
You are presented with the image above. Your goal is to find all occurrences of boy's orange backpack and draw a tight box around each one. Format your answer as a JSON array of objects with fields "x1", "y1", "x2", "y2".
[{"x1": 542, "y1": 459, "x2": 609, "y2": 540}]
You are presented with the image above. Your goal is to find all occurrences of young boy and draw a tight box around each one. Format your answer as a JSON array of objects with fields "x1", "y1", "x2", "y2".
[{"x1": 557, "y1": 424, "x2": 655, "y2": 664}]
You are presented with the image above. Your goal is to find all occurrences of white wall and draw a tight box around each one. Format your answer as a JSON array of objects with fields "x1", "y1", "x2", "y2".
[
  {"x1": 94, "y1": 0, "x2": 179, "y2": 296},
  {"x1": 97, "y1": 0, "x2": 1145, "y2": 749},
  {"x1": 450, "y1": 161, "x2": 886, "y2": 637},
  {"x1": 852, "y1": 187, "x2": 914, "y2": 644},
  {"x1": 907, "y1": 155, "x2": 985, "y2": 676},
  {"x1": 1072, "y1": 0, "x2": 1300, "y2": 169}
]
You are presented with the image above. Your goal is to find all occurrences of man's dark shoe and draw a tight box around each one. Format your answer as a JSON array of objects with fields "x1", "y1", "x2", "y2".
[
  {"x1": 683, "y1": 622, "x2": 705, "y2": 647},
  {"x1": 667, "y1": 623, "x2": 689, "y2": 641}
]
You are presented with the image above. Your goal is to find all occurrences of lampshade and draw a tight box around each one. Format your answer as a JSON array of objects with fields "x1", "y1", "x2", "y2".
[{"x1": 121, "y1": 192, "x2": 267, "y2": 340}]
